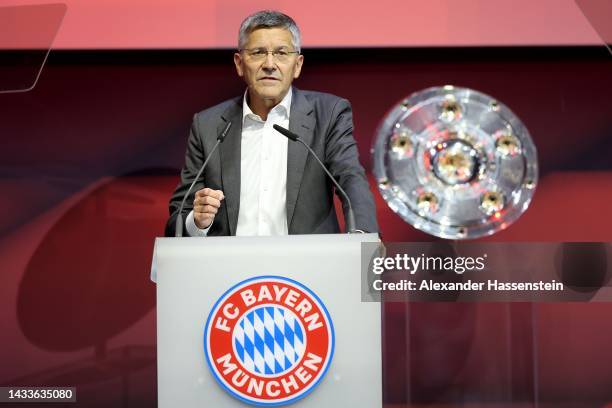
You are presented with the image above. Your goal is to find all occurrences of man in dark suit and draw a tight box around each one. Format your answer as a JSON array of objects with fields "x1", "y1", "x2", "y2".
[{"x1": 165, "y1": 10, "x2": 377, "y2": 237}]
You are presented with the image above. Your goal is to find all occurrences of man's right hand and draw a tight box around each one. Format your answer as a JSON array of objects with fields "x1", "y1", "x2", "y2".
[{"x1": 193, "y1": 188, "x2": 224, "y2": 229}]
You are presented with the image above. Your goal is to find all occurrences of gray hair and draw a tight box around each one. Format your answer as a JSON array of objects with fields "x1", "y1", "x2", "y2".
[{"x1": 238, "y1": 10, "x2": 301, "y2": 53}]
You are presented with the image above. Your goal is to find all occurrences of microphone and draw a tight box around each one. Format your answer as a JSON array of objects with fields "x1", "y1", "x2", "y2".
[
  {"x1": 175, "y1": 121, "x2": 232, "y2": 237},
  {"x1": 273, "y1": 124, "x2": 358, "y2": 233}
]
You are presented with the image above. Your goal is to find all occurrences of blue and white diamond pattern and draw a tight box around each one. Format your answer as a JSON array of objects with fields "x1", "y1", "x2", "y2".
[{"x1": 233, "y1": 306, "x2": 306, "y2": 376}]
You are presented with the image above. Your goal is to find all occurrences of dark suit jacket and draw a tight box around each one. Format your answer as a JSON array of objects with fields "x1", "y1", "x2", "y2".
[{"x1": 165, "y1": 87, "x2": 378, "y2": 236}]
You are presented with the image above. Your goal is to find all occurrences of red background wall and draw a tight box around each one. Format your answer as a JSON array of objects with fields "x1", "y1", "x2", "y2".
[{"x1": 1, "y1": 0, "x2": 605, "y2": 49}]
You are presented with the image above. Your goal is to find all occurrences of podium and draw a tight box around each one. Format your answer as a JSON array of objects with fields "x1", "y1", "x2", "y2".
[{"x1": 151, "y1": 233, "x2": 382, "y2": 407}]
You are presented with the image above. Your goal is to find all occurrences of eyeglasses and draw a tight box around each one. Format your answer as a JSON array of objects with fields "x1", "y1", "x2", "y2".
[{"x1": 239, "y1": 47, "x2": 300, "y2": 63}]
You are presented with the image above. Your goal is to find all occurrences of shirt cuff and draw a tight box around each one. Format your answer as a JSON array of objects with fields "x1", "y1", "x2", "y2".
[{"x1": 185, "y1": 210, "x2": 213, "y2": 237}]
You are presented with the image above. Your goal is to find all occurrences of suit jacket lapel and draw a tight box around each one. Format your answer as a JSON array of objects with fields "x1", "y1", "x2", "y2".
[
  {"x1": 219, "y1": 98, "x2": 242, "y2": 236},
  {"x1": 287, "y1": 88, "x2": 315, "y2": 229}
]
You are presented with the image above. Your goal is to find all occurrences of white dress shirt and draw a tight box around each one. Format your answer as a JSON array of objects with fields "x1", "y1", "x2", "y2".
[{"x1": 186, "y1": 88, "x2": 291, "y2": 236}]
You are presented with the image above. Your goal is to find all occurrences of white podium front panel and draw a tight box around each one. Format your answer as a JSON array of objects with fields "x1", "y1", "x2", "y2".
[{"x1": 153, "y1": 234, "x2": 381, "y2": 407}]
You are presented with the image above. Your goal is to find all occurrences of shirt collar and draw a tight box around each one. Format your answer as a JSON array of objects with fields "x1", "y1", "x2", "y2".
[{"x1": 242, "y1": 87, "x2": 292, "y2": 123}]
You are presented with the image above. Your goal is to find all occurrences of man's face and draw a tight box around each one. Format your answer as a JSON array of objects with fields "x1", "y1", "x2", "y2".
[{"x1": 234, "y1": 27, "x2": 303, "y2": 105}]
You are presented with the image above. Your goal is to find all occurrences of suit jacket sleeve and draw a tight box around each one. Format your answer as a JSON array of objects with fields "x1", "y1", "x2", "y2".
[
  {"x1": 165, "y1": 114, "x2": 206, "y2": 237},
  {"x1": 324, "y1": 98, "x2": 379, "y2": 233}
]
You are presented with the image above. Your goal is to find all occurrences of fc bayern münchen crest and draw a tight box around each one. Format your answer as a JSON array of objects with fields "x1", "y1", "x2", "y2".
[{"x1": 204, "y1": 276, "x2": 335, "y2": 406}]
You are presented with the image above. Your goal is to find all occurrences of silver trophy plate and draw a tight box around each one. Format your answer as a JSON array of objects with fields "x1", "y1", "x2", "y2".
[{"x1": 372, "y1": 86, "x2": 538, "y2": 239}]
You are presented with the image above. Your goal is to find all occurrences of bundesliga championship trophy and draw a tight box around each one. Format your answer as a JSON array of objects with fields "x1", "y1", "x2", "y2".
[{"x1": 372, "y1": 86, "x2": 538, "y2": 239}]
